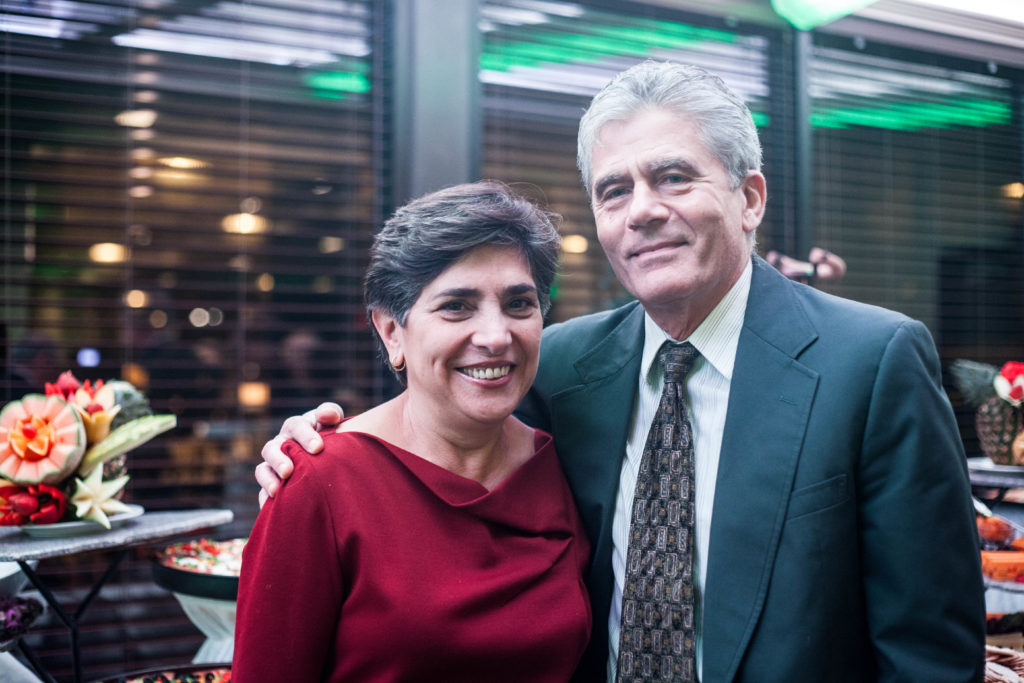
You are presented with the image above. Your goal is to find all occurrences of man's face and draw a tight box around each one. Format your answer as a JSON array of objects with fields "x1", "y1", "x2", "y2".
[{"x1": 589, "y1": 107, "x2": 765, "y2": 327}]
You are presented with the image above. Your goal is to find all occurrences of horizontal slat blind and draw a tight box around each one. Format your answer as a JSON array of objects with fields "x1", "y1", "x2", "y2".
[
  {"x1": 2, "y1": 0, "x2": 387, "y2": 678},
  {"x1": 807, "y1": 34, "x2": 1023, "y2": 454}
]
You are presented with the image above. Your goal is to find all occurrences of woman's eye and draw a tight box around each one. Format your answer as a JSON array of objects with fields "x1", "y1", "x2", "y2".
[
  {"x1": 439, "y1": 301, "x2": 467, "y2": 312},
  {"x1": 507, "y1": 297, "x2": 537, "y2": 313}
]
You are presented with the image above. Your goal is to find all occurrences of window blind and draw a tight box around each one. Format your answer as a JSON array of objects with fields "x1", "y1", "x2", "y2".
[
  {"x1": 807, "y1": 34, "x2": 1023, "y2": 454},
  {"x1": 2, "y1": 1, "x2": 388, "y2": 678}
]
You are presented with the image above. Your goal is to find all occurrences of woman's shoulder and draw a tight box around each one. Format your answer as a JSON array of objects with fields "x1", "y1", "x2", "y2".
[{"x1": 280, "y1": 429, "x2": 392, "y2": 478}]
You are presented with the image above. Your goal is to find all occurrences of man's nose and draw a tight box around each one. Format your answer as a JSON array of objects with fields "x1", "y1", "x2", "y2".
[{"x1": 627, "y1": 182, "x2": 668, "y2": 229}]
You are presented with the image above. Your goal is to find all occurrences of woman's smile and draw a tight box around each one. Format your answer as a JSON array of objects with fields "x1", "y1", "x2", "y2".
[{"x1": 458, "y1": 364, "x2": 513, "y2": 381}]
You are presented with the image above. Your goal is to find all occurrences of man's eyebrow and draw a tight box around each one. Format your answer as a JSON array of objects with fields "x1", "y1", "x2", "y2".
[
  {"x1": 647, "y1": 157, "x2": 700, "y2": 176},
  {"x1": 592, "y1": 172, "x2": 627, "y2": 199}
]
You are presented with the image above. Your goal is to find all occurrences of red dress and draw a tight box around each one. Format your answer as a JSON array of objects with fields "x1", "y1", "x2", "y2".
[{"x1": 233, "y1": 428, "x2": 591, "y2": 682}]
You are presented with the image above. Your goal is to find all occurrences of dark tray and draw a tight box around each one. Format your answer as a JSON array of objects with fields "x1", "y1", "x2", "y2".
[
  {"x1": 151, "y1": 560, "x2": 239, "y2": 601},
  {"x1": 89, "y1": 662, "x2": 231, "y2": 683}
]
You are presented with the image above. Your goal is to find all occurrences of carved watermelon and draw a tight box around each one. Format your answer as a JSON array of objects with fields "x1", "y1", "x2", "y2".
[{"x1": 0, "y1": 394, "x2": 86, "y2": 484}]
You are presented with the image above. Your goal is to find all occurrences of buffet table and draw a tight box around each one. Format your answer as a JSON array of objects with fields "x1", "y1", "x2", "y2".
[
  {"x1": 969, "y1": 457, "x2": 1024, "y2": 508},
  {"x1": 0, "y1": 508, "x2": 233, "y2": 683}
]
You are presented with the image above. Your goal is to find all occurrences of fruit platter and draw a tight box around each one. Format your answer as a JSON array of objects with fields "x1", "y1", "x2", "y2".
[{"x1": 0, "y1": 372, "x2": 175, "y2": 532}]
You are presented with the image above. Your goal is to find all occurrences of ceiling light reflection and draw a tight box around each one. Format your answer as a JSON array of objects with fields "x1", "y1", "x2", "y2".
[
  {"x1": 113, "y1": 28, "x2": 347, "y2": 66},
  {"x1": 115, "y1": 109, "x2": 158, "y2": 128},
  {"x1": 159, "y1": 156, "x2": 208, "y2": 169},
  {"x1": 3, "y1": 15, "x2": 97, "y2": 39}
]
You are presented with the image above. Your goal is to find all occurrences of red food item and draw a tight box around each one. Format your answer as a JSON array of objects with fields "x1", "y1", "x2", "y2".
[
  {"x1": 981, "y1": 551, "x2": 1024, "y2": 581},
  {"x1": 978, "y1": 515, "x2": 1015, "y2": 544}
]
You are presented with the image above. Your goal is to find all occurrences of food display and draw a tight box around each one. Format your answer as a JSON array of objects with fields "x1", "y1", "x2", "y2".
[
  {"x1": 153, "y1": 538, "x2": 246, "y2": 601},
  {"x1": 980, "y1": 516, "x2": 1017, "y2": 547},
  {"x1": 976, "y1": 512, "x2": 1024, "y2": 584},
  {"x1": 983, "y1": 552, "x2": 1024, "y2": 583},
  {"x1": 157, "y1": 538, "x2": 246, "y2": 576},
  {"x1": 95, "y1": 665, "x2": 231, "y2": 682}
]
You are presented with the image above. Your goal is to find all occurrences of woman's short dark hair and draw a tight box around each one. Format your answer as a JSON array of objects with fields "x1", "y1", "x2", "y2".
[{"x1": 365, "y1": 180, "x2": 561, "y2": 382}]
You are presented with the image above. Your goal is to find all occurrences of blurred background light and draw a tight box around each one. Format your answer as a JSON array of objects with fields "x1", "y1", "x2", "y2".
[
  {"x1": 562, "y1": 234, "x2": 589, "y2": 254},
  {"x1": 318, "y1": 236, "x2": 346, "y2": 253},
  {"x1": 189, "y1": 308, "x2": 211, "y2": 327},
  {"x1": 89, "y1": 242, "x2": 127, "y2": 263},
  {"x1": 238, "y1": 382, "x2": 270, "y2": 408},
  {"x1": 221, "y1": 212, "x2": 269, "y2": 234},
  {"x1": 771, "y1": 0, "x2": 879, "y2": 30},
  {"x1": 125, "y1": 289, "x2": 149, "y2": 308},
  {"x1": 115, "y1": 108, "x2": 158, "y2": 128},
  {"x1": 77, "y1": 348, "x2": 101, "y2": 368}
]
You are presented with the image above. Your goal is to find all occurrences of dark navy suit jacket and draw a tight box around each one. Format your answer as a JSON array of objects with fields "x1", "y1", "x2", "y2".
[{"x1": 519, "y1": 255, "x2": 985, "y2": 682}]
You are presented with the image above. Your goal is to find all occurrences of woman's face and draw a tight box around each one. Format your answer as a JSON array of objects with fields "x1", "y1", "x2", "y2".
[{"x1": 376, "y1": 244, "x2": 543, "y2": 429}]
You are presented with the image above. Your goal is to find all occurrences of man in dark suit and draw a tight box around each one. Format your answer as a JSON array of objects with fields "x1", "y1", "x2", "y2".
[{"x1": 258, "y1": 62, "x2": 984, "y2": 681}]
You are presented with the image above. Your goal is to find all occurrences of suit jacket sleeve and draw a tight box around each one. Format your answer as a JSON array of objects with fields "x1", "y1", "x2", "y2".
[{"x1": 859, "y1": 320, "x2": 984, "y2": 681}]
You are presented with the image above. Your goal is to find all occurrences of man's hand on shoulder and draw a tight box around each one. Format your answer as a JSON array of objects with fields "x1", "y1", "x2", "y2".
[{"x1": 256, "y1": 402, "x2": 345, "y2": 507}]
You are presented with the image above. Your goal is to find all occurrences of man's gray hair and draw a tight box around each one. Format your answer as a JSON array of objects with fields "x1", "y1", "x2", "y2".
[
  {"x1": 577, "y1": 61, "x2": 763, "y2": 195},
  {"x1": 365, "y1": 180, "x2": 561, "y2": 383}
]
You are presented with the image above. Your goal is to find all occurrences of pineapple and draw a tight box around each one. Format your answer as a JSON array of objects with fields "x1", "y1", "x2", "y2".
[
  {"x1": 976, "y1": 396, "x2": 1024, "y2": 465},
  {"x1": 103, "y1": 380, "x2": 154, "y2": 494}
]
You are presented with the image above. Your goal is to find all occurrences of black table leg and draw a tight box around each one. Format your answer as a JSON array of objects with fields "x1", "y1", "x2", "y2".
[{"x1": 17, "y1": 548, "x2": 129, "y2": 683}]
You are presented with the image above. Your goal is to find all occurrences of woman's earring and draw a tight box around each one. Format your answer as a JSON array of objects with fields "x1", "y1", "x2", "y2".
[{"x1": 391, "y1": 355, "x2": 406, "y2": 372}]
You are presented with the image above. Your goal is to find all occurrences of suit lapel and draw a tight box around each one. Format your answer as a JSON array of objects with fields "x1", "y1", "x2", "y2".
[
  {"x1": 701, "y1": 257, "x2": 820, "y2": 682},
  {"x1": 550, "y1": 301, "x2": 645, "y2": 546},
  {"x1": 548, "y1": 302, "x2": 646, "y2": 653}
]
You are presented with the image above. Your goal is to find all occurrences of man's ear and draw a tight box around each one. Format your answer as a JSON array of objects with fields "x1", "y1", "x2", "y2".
[
  {"x1": 371, "y1": 309, "x2": 402, "y2": 359},
  {"x1": 740, "y1": 171, "x2": 767, "y2": 234}
]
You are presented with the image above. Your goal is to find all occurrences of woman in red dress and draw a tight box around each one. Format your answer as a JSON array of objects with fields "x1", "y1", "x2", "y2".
[{"x1": 233, "y1": 181, "x2": 591, "y2": 682}]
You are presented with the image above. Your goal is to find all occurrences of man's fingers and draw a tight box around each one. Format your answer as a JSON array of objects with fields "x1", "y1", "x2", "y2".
[
  {"x1": 281, "y1": 415, "x2": 324, "y2": 454},
  {"x1": 258, "y1": 488, "x2": 269, "y2": 509},
  {"x1": 314, "y1": 402, "x2": 344, "y2": 427},
  {"x1": 256, "y1": 461, "x2": 283, "y2": 497},
  {"x1": 260, "y1": 437, "x2": 296, "y2": 478}
]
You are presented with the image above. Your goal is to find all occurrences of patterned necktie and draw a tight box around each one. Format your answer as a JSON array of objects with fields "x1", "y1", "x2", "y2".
[{"x1": 617, "y1": 341, "x2": 701, "y2": 682}]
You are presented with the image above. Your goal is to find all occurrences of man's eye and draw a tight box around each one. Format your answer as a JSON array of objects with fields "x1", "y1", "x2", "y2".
[
  {"x1": 603, "y1": 187, "x2": 628, "y2": 201},
  {"x1": 663, "y1": 173, "x2": 686, "y2": 184},
  {"x1": 440, "y1": 301, "x2": 466, "y2": 312}
]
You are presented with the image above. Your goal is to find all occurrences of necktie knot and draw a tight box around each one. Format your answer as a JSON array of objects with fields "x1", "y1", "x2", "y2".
[{"x1": 659, "y1": 342, "x2": 699, "y2": 385}]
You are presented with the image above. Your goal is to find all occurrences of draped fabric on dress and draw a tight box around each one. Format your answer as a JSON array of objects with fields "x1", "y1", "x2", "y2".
[{"x1": 233, "y1": 428, "x2": 592, "y2": 683}]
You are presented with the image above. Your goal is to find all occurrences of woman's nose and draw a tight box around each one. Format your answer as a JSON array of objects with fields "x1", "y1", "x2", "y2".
[{"x1": 471, "y1": 310, "x2": 512, "y2": 352}]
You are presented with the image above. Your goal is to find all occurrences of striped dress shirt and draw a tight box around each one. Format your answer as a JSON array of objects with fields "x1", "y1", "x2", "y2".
[{"x1": 607, "y1": 261, "x2": 752, "y2": 682}]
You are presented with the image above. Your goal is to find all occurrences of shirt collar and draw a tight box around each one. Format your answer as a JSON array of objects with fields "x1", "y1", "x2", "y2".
[{"x1": 641, "y1": 259, "x2": 752, "y2": 384}]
